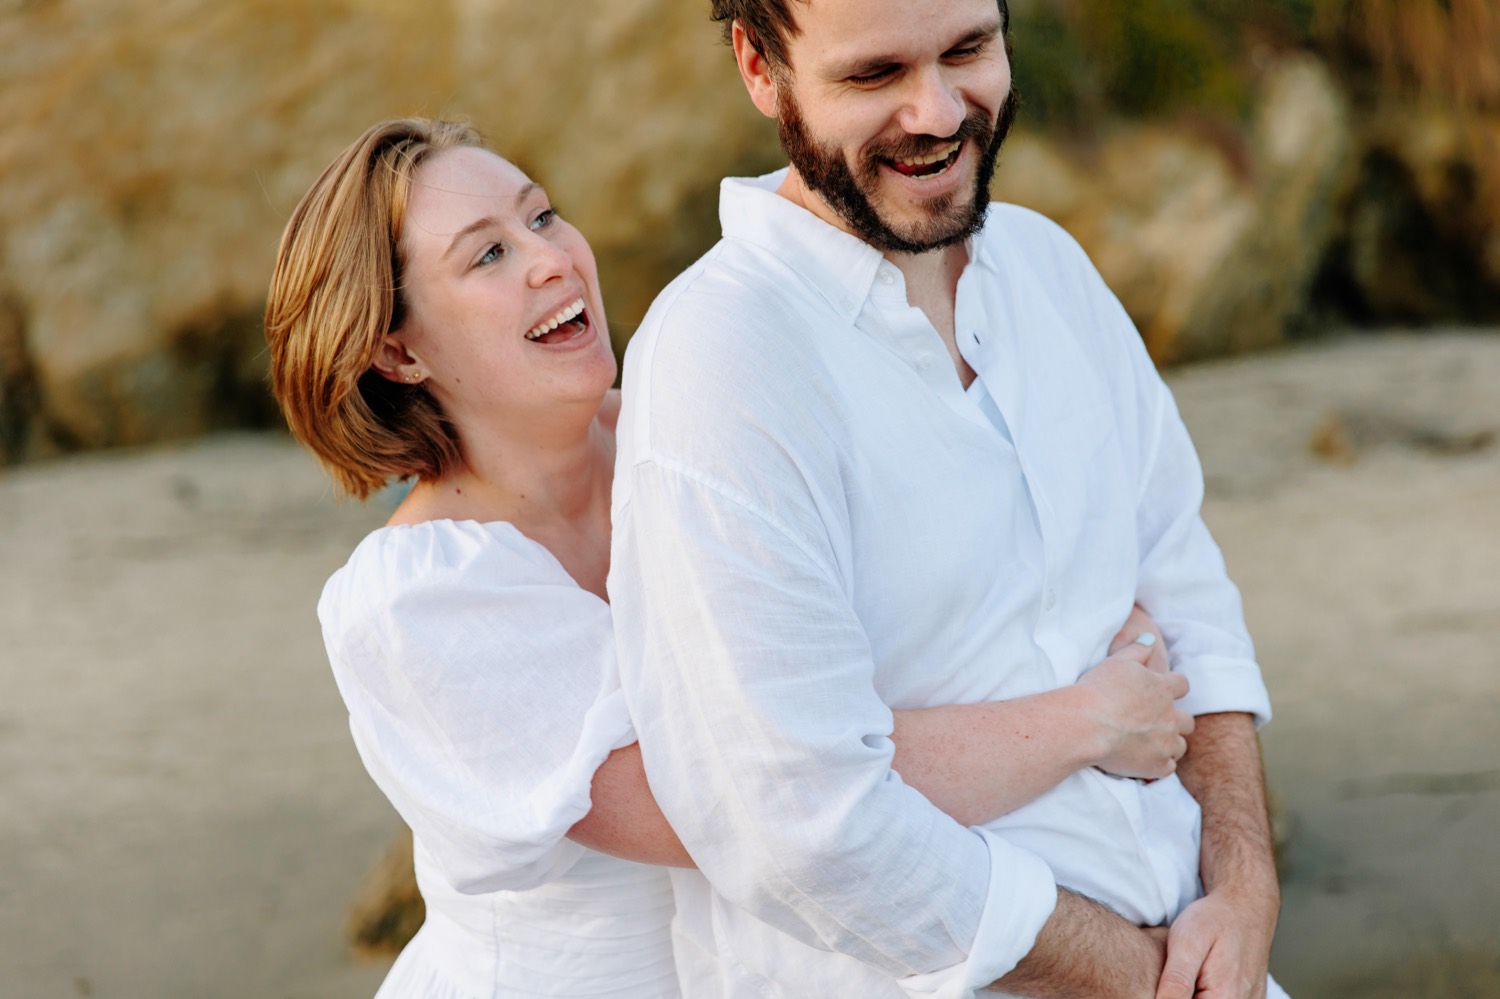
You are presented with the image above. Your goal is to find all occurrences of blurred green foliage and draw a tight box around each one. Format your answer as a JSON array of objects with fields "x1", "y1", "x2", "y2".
[
  {"x1": 1010, "y1": 0, "x2": 1500, "y2": 129},
  {"x1": 1009, "y1": 0, "x2": 1276, "y2": 127}
]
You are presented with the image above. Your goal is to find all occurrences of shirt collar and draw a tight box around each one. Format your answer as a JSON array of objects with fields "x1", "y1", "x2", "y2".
[
  {"x1": 718, "y1": 170, "x2": 1003, "y2": 320},
  {"x1": 718, "y1": 170, "x2": 885, "y2": 322}
]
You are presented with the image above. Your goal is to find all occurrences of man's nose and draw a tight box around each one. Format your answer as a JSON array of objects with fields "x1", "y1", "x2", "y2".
[{"x1": 897, "y1": 65, "x2": 966, "y2": 138}]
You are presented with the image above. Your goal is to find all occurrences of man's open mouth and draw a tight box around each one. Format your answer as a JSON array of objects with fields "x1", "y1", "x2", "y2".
[
  {"x1": 525, "y1": 298, "x2": 590, "y2": 344},
  {"x1": 885, "y1": 140, "x2": 963, "y2": 178}
]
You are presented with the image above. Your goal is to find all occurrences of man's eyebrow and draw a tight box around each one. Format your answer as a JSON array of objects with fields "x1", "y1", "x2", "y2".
[
  {"x1": 439, "y1": 182, "x2": 541, "y2": 262},
  {"x1": 949, "y1": 20, "x2": 1002, "y2": 52},
  {"x1": 828, "y1": 20, "x2": 1001, "y2": 80}
]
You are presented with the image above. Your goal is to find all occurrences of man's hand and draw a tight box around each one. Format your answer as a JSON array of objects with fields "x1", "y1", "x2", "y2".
[
  {"x1": 1165, "y1": 712, "x2": 1282, "y2": 999},
  {"x1": 1156, "y1": 888, "x2": 1277, "y2": 999}
]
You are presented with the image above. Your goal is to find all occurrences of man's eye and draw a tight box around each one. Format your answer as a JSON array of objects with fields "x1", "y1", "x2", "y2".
[
  {"x1": 531, "y1": 208, "x2": 558, "y2": 231},
  {"x1": 849, "y1": 66, "x2": 897, "y2": 86},
  {"x1": 947, "y1": 44, "x2": 984, "y2": 61}
]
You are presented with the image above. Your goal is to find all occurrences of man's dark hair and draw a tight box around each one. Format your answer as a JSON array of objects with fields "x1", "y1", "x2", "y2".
[{"x1": 710, "y1": 0, "x2": 1009, "y2": 69}]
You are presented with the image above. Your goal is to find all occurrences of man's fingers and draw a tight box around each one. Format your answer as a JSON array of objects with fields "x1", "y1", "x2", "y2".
[{"x1": 1155, "y1": 927, "x2": 1210, "y2": 999}]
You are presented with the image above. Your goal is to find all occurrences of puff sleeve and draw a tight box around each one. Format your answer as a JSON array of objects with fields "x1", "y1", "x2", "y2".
[{"x1": 318, "y1": 520, "x2": 635, "y2": 894}]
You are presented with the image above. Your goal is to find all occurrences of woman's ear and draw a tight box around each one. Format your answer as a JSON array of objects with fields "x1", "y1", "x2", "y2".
[
  {"x1": 732, "y1": 21, "x2": 781, "y2": 119},
  {"x1": 370, "y1": 333, "x2": 427, "y2": 386}
]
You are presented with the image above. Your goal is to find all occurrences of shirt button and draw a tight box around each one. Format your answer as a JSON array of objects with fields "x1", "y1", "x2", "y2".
[
  {"x1": 1043, "y1": 590, "x2": 1058, "y2": 611},
  {"x1": 916, "y1": 353, "x2": 934, "y2": 370},
  {"x1": 878, "y1": 268, "x2": 896, "y2": 286}
]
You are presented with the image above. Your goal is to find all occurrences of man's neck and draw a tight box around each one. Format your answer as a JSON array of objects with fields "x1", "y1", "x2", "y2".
[
  {"x1": 890, "y1": 243, "x2": 976, "y2": 389},
  {"x1": 775, "y1": 166, "x2": 976, "y2": 386}
]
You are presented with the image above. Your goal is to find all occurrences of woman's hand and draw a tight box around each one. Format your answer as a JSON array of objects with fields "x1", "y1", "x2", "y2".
[{"x1": 1076, "y1": 639, "x2": 1194, "y2": 781}]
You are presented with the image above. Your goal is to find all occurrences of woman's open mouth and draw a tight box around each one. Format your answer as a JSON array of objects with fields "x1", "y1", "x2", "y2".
[
  {"x1": 885, "y1": 139, "x2": 963, "y2": 179},
  {"x1": 524, "y1": 298, "x2": 590, "y2": 344}
]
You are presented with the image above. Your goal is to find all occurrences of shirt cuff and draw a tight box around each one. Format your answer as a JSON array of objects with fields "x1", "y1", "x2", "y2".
[
  {"x1": 897, "y1": 828, "x2": 1057, "y2": 999},
  {"x1": 1176, "y1": 655, "x2": 1273, "y2": 728}
]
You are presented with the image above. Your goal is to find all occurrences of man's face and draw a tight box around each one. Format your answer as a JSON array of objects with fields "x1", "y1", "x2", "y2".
[{"x1": 771, "y1": 0, "x2": 1014, "y2": 254}]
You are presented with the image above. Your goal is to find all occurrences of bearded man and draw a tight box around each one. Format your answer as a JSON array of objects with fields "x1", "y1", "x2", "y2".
[{"x1": 609, "y1": 2, "x2": 1287, "y2": 996}]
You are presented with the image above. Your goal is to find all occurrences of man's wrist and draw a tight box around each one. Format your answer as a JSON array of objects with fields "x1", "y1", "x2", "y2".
[{"x1": 1206, "y1": 870, "x2": 1281, "y2": 925}]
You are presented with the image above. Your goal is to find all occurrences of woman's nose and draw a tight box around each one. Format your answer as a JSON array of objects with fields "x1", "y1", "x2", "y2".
[{"x1": 524, "y1": 234, "x2": 573, "y2": 287}]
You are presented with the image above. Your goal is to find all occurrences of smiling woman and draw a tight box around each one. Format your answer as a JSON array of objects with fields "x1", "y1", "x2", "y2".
[
  {"x1": 264, "y1": 120, "x2": 617, "y2": 505},
  {"x1": 261, "y1": 118, "x2": 681, "y2": 999},
  {"x1": 364, "y1": 143, "x2": 617, "y2": 472}
]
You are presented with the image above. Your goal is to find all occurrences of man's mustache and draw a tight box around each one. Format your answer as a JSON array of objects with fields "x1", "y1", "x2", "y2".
[{"x1": 863, "y1": 107, "x2": 995, "y2": 164}]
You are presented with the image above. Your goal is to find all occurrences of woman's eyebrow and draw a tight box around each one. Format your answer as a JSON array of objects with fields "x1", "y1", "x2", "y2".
[
  {"x1": 439, "y1": 183, "x2": 543, "y2": 261},
  {"x1": 441, "y1": 216, "x2": 498, "y2": 262}
]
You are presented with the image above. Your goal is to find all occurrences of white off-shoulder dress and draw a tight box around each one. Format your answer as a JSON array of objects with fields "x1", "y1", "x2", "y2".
[{"x1": 318, "y1": 519, "x2": 680, "y2": 998}]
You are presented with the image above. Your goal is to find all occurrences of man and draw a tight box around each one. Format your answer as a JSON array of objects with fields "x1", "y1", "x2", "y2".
[{"x1": 609, "y1": 1, "x2": 1284, "y2": 996}]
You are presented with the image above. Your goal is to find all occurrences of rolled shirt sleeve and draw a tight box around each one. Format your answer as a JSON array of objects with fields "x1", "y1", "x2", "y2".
[
  {"x1": 1039, "y1": 214, "x2": 1273, "y2": 726},
  {"x1": 1131, "y1": 375, "x2": 1273, "y2": 725},
  {"x1": 611, "y1": 456, "x2": 1058, "y2": 993}
]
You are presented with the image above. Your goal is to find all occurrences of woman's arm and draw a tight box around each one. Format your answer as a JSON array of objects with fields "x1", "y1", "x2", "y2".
[
  {"x1": 569, "y1": 742, "x2": 695, "y2": 867},
  {"x1": 572, "y1": 611, "x2": 1191, "y2": 861},
  {"x1": 892, "y1": 607, "x2": 1191, "y2": 827},
  {"x1": 891, "y1": 652, "x2": 1181, "y2": 827}
]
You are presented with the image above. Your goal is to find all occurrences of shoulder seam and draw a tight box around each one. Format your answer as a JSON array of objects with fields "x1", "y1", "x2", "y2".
[{"x1": 627, "y1": 455, "x2": 840, "y2": 582}]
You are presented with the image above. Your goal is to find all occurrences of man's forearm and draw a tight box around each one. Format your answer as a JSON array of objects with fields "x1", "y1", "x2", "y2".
[
  {"x1": 990, "y1": 888, "x2": 1165, "y2": 998},
  {"x1": 1175, "y1": 711, "x2": 1280, "y2": 905}
]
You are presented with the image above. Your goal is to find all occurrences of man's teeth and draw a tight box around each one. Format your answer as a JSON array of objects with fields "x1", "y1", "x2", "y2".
[
  {"x1": 895, "y1": 140, "x2": 962, "y2": 167},
  {"x1": 525, "y1": 298, "x2": 586, "y2": 340}
]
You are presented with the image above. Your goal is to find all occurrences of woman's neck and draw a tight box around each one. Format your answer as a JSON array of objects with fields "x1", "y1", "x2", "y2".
[{"x1": 388, "y1": 403, "x2": 617, "y2": 598}]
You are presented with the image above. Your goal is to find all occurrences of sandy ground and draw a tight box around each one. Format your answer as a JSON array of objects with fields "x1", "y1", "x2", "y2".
[{"x1": 2, "y1": 331, "x2": 1497, "y2": 999}]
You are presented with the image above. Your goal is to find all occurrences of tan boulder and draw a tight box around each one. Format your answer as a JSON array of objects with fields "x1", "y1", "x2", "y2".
[
  {"x1": 0, "y1": 0, "x2": 777, "y2": 460},
  {"x1": 1338, "y1": 103, "x2": 1500, "y2": 320},
  {"x1": 994, "y1": 54, "x2": 1358, "y2": 364}
]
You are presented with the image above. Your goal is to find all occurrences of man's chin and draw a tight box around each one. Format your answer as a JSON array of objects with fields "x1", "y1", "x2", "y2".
[{"x1": 866, "y1": 196, "x2": 984, "y2": 253}]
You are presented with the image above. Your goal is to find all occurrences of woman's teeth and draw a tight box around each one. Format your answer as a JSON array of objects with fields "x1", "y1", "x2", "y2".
[{"x1": 525, "y1": 298, "x2": 586, "y2": 341}]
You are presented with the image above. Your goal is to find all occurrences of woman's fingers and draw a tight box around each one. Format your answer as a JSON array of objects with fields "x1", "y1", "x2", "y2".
[{"x1": 1108, "y1": 604, "x2": 1170, "y2": 672}]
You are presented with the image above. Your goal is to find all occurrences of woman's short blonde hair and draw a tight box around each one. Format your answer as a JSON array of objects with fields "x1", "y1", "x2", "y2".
[{"x1": 265, "y1": 117, "x2": 482, "y2": 499}]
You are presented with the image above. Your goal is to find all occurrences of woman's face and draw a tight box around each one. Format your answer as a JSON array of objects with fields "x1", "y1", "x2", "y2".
[{"x1": 389, "y1": 146, "x2": 616, "y2": 431}]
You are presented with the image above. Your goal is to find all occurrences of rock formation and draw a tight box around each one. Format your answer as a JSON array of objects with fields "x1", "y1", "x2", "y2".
[
  {"x1": 0, "y1": 0, "x2": 779, "y2": 461},
  {"x1": 993, "y1": 55, "x2": 1359, "y2": 363},
  {"x1": 2, "y1": 1, "x2": 1498, "y2": 464}
]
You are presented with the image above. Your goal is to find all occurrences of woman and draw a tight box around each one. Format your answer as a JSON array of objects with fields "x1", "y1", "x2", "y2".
[{"x1": 264, "y1": 117, "x2": 1191, "y2": 998}]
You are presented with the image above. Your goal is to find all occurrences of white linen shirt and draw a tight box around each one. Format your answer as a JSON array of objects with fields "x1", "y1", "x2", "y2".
[{"x1": 609, "y1": 170, "x2": 1273, "y2": 999}]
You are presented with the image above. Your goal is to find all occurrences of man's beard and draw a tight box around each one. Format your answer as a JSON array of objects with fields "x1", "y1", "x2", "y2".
[{"x1": 775, "y1": 86, "x2": 1018, "y2": 255}]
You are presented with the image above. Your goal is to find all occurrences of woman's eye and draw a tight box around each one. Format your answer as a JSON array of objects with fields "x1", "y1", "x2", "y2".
[
  {"x1": 477, "y1": 244, "x2": 503, "y2": 266},
  {"x1": 531, "y1": 208, "x2": 558, "y2": 231}
]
